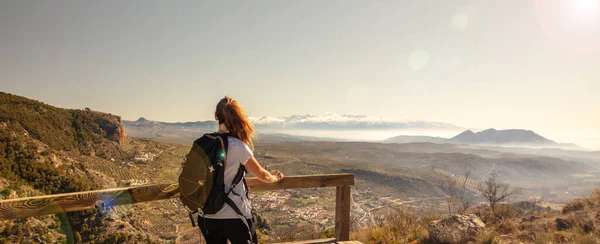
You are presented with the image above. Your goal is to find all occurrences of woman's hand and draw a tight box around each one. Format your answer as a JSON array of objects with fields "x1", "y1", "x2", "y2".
[
  {"x1": 246, "y1": 156, "x2": 285, "y2": 183},
  {"x1": 273, "y1": 170, "x2": 284, "y2": 182}
]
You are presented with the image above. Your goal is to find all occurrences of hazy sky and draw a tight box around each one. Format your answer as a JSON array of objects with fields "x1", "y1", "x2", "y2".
[{"x1": 1, "y1": 1, "x2": 599, "y2": 148}]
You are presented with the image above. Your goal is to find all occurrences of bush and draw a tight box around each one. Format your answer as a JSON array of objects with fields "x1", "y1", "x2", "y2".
[
  {"x1": 476, "y1": 229, "x2": 501, "y2": 244},
  {"x1": 352, "y1": 208, "x2": 430, "y2": 244},
  {"x1": 495, "y1": 204, "x2": 522, "y2": 221},
  {"x1": 562, "y1": 199, "x2": 589, "y2": 214},
  {"x1": 320, "y1": 228, "x2": 335, "y2": 239},
  {"x1": 470, "y1": 204, "x2": 522, "y2": 224},
  {"x1": 496, "y1": 220, "x2": 518, "y2": 235}
]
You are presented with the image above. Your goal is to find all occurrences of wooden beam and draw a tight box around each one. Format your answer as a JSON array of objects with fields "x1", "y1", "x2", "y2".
[
  {"x1": 274, "y1": 239, "x2": 363, "y2": 244},
  {"x1": 335, "y1": 185, "x2": 351, "y2": 241},
  {"x1": 0, "y1": 174, "x2": 354, "y2": 220},
  {"x1": 246, "y1": 173, "x2": 354, "y2": 191},
  {"x1": 274, "y1": 238, "x2": 337, "y2": 244},
  {"x1": 0, "y1": 183, "x2": 180, "y2": 220}
]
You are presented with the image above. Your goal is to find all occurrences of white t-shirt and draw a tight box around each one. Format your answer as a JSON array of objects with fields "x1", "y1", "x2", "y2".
[{"x1": 204, "y1": 137, "x2": 254, "y2": 219}]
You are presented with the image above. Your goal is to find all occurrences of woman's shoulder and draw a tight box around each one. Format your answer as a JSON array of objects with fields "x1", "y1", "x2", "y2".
[
  {"x1": 227, "y1": 137, "x2": 252, "y2": 154},
  {"x1": 227, "y1": 136, "x2": 249, "y2": 147}
]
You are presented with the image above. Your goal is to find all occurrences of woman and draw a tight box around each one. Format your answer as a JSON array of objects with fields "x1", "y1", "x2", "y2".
[{"x1": 199, "y1": 96, "x2": 284, "y2": 244}]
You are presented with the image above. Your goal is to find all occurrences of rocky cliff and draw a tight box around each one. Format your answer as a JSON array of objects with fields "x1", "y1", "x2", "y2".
[{"x1": 89, "y1": 110, "x2": 127, "y2": 144}]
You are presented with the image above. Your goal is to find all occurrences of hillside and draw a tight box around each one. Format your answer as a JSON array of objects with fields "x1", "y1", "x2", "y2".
[
  {"x1": 0, "y1": 92, "x2": 187, "y2": 243},
  {"x1": 0, "y1": 92, "x2": 127, "y2": 152}
]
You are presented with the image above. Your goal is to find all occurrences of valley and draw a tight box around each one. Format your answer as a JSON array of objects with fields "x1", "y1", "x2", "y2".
[{"x1": 2, "y1": 92, "x2": 600, "y2": 243}]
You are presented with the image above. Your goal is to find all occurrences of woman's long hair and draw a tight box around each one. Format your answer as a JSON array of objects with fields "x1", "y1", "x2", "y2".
[{"x1": 215, "y1": 96, "x2": 256, "y2": 150}]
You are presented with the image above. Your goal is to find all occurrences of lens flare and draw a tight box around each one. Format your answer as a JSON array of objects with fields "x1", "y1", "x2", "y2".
[
  {"x1": 452, "y1": 13, "x2": 469, "y2": 31},
  {"x1": 408, "y1": 49, "x2": 431, "y2": 71}
]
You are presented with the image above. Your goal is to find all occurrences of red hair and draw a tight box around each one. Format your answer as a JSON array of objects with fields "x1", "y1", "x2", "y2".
[{"x1": 215, "y1": 96, "x2": 256, "y2": 150}]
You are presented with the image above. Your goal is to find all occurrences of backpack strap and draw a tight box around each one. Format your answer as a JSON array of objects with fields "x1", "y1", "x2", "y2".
[
  {"x1": 225, "y1": 164, "x2": 255, "y2": 243},
  {"x1": 230, "y1": 164, "x2": 246, "y2": 192},
  {"x1": 219, "y1": 133, "x2": 255, "y2": 243},
  {"x1": 243, "y1": 174, "x2": 249, "y2": 199},
  {"x1": 224, "y1": 197, "x2": 255, "y2": 243}
]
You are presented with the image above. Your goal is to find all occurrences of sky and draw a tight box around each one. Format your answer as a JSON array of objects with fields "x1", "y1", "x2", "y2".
[{"x1": 1, "y1": 1, "x2": 599, "y2": 149}]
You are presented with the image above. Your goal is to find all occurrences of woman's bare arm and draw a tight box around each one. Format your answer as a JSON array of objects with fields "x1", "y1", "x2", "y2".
[{"x1": 245, "y1": 156, "x2": 284, "y2": 183}]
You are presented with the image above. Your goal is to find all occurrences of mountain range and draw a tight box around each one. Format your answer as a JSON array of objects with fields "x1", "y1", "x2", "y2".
[
  {"x1": 384, "y1": 129, "x2": 583, "y2": 150},
  {"x1": 123, "y1": 116, "x2": 582, "y2": 150}
]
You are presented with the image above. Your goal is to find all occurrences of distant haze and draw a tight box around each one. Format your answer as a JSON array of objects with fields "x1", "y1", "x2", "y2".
[
  {"x1": 1, "y1": 1, "x2": 599, "y2": 149},
  {"x1": 123, "y1": 114, "x2": 590, "y2": 150}
]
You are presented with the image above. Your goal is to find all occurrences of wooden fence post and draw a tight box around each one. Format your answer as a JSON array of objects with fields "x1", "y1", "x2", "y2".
[{"x1": 335, "y1": 185, "x2": 351, "y2": 241}]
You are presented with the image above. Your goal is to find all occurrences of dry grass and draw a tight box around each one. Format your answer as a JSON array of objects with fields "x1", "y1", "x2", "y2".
[
  {"x1": 351, "y1": 189, "x2": 600, "y2": 244},
  {"x1": 352, "y1": 208, "x2": 436, "y2": 244},
  {"x1": 475, "y1": 229, "x2": 501, "y2": 244}
]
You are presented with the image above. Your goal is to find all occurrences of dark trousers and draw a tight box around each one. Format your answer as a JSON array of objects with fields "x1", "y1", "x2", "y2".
[{"x1": 198, "y1": 216, "x2": 257, "y2": 244}]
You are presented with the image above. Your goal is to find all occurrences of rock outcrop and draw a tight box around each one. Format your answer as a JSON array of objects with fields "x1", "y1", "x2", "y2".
[
  {"x1": 90, "y1": 110, "x2": 128, "y2": 144},
  {"x1": 428, "y1": 214, "x2": 486, "y2": 243}
]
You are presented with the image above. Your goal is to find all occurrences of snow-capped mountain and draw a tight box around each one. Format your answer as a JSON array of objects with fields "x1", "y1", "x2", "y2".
[
  {"x1": 249, "y1": 113, "x2": 462, "y2": 130},
  {"x1": 122, "y1": 114, "x2": 464, "y2": 142}
]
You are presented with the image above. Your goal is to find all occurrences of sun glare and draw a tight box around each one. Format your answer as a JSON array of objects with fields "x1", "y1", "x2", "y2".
[
  {"x1": 574, "y1": 0, "x2": 600, "y2": 18},
  {"x1": 535, "y1": 0, "x2": 600, "y2": 53}
]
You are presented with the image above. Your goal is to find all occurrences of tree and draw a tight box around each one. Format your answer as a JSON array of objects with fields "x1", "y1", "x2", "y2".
[
  {"x1": 456, "y1": 169, "x2": 474, "y2": 214},
  {"x1": 477, "y1": 170, "x2": 522, "y2": 216},
  {"x1": 438, "y1": 167, "x2": 474, "y2": 214}
]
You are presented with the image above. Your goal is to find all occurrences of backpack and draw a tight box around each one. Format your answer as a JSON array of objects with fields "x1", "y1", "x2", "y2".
[{"x1": 178, "y1": 133, "x2": 254, "y2": 240}]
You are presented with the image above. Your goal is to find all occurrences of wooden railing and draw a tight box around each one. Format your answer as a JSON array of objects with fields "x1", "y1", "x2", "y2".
[{"x1": 0, "y1": 174, "x2": 355, "y2": 241}]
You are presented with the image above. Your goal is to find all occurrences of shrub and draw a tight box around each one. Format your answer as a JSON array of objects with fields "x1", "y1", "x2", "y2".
[
  {"x1": 562, "y1": 199, "x2": 589, "y2": 214},
  {"x1": 352, "y1": 208, "x2": 430, "y2": 244},
  {"x1": 496, "y1": 220, "x2": 518, "y2": 235},
  {"x1": 476, "y1": 229, "x2": 501, "y2": 244},
  {"x1": 320, "y1": 228, "x2": 335, "y2": 239},
  {"x1": 495, "y1": 204, "x2": 522, "y2": 221}
]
